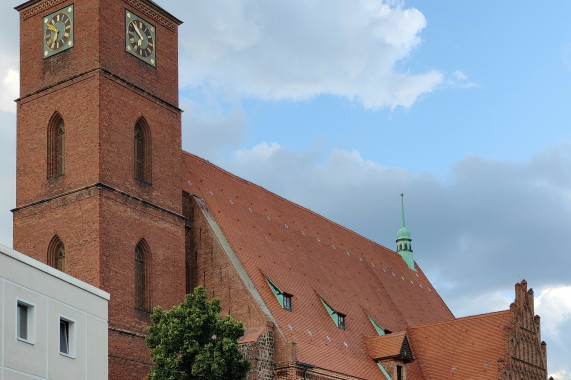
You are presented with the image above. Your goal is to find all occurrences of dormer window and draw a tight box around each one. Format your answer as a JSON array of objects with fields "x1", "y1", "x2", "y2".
[
  {"x1": 283, "y1": 294, "x2": 291, "y2": 310},
  {"x1": 264, "y1": 275, "x2": 292, "y2": 311},
  {"x1": 338, "y1": 314, "x2": 346, "y2": 330},
  {"x1": 319, "y1": 296, "x2": 346, "y2": 330}
]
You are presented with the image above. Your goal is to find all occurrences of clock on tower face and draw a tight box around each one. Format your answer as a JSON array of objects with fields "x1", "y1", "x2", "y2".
[
  {"x1": 125, "y1": 10, "x2": 156, "y2": 67},
  {"x1": 43, "y1": 5, "x2": 74, "y2": 58}
]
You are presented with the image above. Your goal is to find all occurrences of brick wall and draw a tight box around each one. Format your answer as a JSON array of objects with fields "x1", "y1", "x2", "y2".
[
  {"x1": 186, "y1": 195, "x2": 270, "y2": 330},
  {"x1": 13, "y1": 187, "x2": 102, "y2": 285},
  {"x1": 378, "y1": 360, "x2": 408, "y2": 380},
  {"x1": 240, "y1": 327, "x2": 276, "y2": 380},
  {"x1": 500, "y1": 281, "x2": 548, "y2": 380},
  {"x1": 15, "y1": 1, "x2": 185, "y2": 379}
]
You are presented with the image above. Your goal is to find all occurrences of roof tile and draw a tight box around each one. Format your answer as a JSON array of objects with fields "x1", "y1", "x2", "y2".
[
  {"x1": 407, "y1": 311, "x2": 511, "y2": 379},
  {"x1": 183, "y1": 152, "x2": 456, "y2": 378}
]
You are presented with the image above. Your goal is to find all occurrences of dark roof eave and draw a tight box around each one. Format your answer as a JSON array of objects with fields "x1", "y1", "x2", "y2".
[{"x1": 15, "y1": 0, "x2": 41, "y2": 11}]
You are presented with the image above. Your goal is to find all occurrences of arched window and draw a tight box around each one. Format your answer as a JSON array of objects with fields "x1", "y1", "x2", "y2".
[
  {"x1": 135, "y1": 239, "x2": 151, "y2": 311},
  {"x1": 134, "y1": 118, "x2": 152, "y2": 183},
  {"x1": 47, "y1": 113, "x2": 65, "y2": 178},
  {"x1": 48, "y1": 235, "x2": 65, "y2": 272}
]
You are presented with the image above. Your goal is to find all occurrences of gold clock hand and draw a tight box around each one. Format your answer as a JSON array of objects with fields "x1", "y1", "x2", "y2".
[
  {"x1": 133, "y1": 23, "x2": 145, "y2": 47},
  {"x1": 47, "y1": 24, "x2": 58, "y2": 32},
  {"x1": 50, "y1": 28, "x2": 59, "y2": 48},
  {"x1": 133, "y1": 23, "x2": 144, "y2": 41}
]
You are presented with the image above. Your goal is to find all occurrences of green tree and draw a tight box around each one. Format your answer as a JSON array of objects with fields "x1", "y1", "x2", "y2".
[{"x1": 146, "y1": 286, "x2": 252, "y2": 380}]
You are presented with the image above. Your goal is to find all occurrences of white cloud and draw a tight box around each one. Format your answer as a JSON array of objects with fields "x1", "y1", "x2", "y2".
[
  {"x1": 0, "y1": 0, "x2": 20, "y2": 113},
  {"x1": 0, "y1": 110, "x2": 16, "y2": 247},
  {"x1": 167, "y1": 0, "x2": 442, "y2": 109},
  {"x1": 180, "y1": 97, "x2": 246, "y2": 161},
  {"x1": 453, "y1": 70, "x2": 468, "y2": 81},
  {"x1": 0, "y1": 68, "x2": 18, "y2": 113},
  {"x1": 445, "y1": 288, "x2": 513, "y2": 318},
  {"x1": 536, "y1": 286, "x2": 571, "y2": 341},
  {"x1": 235, "y1": 142, "x2": 282, "y2": 162},
  {"x1": 449, "y1": 69, "x2": 478, "y2": 89},
  {"x1": 535, "y1": 286, "x2": 571, "y2": 380},
  {"x1": 550, "y1": 369, "x2": 571, "y2": 380}
]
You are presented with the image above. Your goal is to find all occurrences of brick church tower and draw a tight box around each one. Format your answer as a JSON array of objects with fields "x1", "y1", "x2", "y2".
[{"x1": 13, "y1": 0, "x2": 185, "y2": 378}]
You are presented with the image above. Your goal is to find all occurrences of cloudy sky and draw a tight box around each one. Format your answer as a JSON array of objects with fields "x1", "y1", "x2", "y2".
[{"x1": 2, "y1": 0, "x2": 570, "y2": 377}]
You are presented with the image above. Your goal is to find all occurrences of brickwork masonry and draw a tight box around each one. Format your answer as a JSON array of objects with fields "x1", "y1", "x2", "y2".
[{"x1": 240, "y1": 327, "x2": 276, "y2": 380}]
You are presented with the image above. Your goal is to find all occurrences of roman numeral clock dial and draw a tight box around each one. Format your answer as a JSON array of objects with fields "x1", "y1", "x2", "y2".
[
  {"x1": 126, "y1": 11, "x2": 156, "y2": 66},
  {"x1": 43, "y1": 5, "x2": 74, "y2": 58}
]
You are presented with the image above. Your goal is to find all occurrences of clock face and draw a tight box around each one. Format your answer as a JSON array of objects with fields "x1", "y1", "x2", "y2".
[
  {"x1": 43, "y1": 5, "x2": 74, "y2": 58},
  {"x1": 125, "y1": 11, "x2": 156, "y2": 67}
]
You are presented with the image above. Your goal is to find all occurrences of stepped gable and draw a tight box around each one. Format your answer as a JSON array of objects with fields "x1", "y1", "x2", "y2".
[
  {"x1": 406, "y1": 310, "x2": 512, "y2": 379},
  {"x1": 182, "y1": 152, "x2": 454, "y2": 378}
]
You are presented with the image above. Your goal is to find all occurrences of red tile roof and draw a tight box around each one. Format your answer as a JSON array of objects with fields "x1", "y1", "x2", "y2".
[
  {"x1": 182, "y1": 152, "x2": 455, "y2": 378},
  {"x1": 406, "y1": 310, "x2": 511, "y2": 379},
  {"x1": 365, "y1": 331, "x2": 412, "y2": 361}
]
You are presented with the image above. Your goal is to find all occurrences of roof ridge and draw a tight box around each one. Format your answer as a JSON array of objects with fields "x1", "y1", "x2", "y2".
[
  {"x1": 408, "y1": 309, "x2": 510, "y2": 330},
  {"x1": 182, "y1": 150, "x2": 397, "y2": 256}
]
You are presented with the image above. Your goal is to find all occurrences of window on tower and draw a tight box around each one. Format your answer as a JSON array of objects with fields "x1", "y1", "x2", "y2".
[
  {"x1": 48, "y1": 235, "x2": 65, "y2": 272},
  {"x1": 134, "y1": 118, "x2": 152, "y2": 184},
  {"x1": 135, "y1": 240, "x2": 151, "y2": 311},
  {"x1": 47, "y1": 113, "x2": 65, "y2": 178}
]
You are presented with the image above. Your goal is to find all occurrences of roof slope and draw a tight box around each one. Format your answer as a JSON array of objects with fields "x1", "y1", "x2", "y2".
[
  {"x1": 182, "y1": 152, "x2": 454, "y2": 378},
  {"x1": 406, "y1": 310, "x2": 511, "y2": 379}
]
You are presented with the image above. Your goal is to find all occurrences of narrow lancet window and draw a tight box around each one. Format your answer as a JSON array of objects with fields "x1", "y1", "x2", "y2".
[
  {"x1": 135, "y1": 240, "x2": 151, "y2": 311},
  {"x1": 48, "y1": 235, "x2": 65, "y2": 272},
  {"x1": 134, "y1": 118, "x2": 152, "y2": 183},
  {"x1": 48, "y1": 113, "x2": 65, "y2": 178},
  {"x1": 56, "y1": 242, "x2": 65, "y2": 272}
]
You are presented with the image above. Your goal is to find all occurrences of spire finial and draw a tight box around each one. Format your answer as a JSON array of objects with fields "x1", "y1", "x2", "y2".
[{"x1": 401, "y1": 193, "x2": 406, "y2": 228}]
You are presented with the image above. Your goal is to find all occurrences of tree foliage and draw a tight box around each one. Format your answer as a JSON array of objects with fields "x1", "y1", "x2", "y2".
[{"x1": 146, "y1": 286, "x2": 251, "y2": 380}]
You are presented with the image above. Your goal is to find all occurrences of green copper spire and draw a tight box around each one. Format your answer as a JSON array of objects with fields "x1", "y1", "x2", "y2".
[
  {"x1": 396, "y1": 194, "x2": 410, "y2": 240},
  {"x1": 396, "y1": 194, "x2": 415, "y2": 271}
]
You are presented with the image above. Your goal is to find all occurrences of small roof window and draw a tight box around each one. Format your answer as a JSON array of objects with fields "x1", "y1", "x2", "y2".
[
  {"x1": 319, "y1": 295, "x2": 346, "y2": 330},
  {"x1": 264, "y1": 275, "x2": 292, "y2": 311}
]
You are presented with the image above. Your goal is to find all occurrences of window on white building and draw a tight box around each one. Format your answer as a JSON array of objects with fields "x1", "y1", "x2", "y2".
[
  {"x1": 59, "y1": 316, "x2": 76, "y2": 357},
  {"x1": 17, "y1": 300, "x2": 35, "y2": 343}
]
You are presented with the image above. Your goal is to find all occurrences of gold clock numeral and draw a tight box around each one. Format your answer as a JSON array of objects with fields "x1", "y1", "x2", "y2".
[
  {"x1": 44, "y1": 9, "x2": 73, "y2": 56},
  {"x1": 125, "y1": 11, "x2": 156, "y2": 66}
]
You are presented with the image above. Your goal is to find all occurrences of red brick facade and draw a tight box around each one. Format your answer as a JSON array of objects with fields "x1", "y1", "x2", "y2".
[
  {"x1": 500, "y1": 280, "x2": 549, "y2": 380},
  {"x1": 14, "y1": 1, "x2": 184, "y2": 379}
]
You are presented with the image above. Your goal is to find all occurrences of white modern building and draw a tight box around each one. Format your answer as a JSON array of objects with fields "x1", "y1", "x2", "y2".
[{"x1": 0, "y1": 243, "x2": 109, "y2": 380}]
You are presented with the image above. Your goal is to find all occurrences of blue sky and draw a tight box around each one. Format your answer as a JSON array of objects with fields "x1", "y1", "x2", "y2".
[{"x1": 1, "y1": 1, "x2": 570, "y2": 378}]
